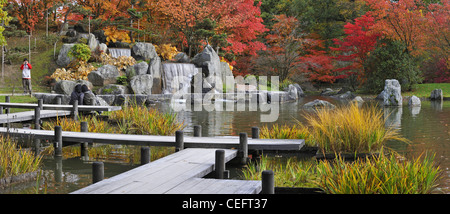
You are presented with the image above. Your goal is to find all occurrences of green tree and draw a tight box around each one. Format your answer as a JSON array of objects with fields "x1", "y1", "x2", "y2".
[{"x1": 363, "y1": 39, "x2": 422, "y2": 93}]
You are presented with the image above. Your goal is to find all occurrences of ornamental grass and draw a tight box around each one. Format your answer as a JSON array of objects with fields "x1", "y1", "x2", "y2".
[
  {"x1": 305, "y1": 102, "x2": 409, "y2": 154},
  {"x1": 0, "y1": 136, "x2": 42, "y2": 179},
  {"x1": 315, "y1": 150, "x2": 442, "y2": 194}
]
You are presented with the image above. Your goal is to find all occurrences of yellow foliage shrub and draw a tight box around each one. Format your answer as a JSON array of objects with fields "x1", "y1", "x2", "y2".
[
  {"x1": 104, "y1": 26, "x2": 133, "y2": 45},
  {"x1": 155, "y1": 44, "x2": 178, "y2": 60},
  {"x1": 50, "y1": 53, "x2": 136, "y2": 81}
]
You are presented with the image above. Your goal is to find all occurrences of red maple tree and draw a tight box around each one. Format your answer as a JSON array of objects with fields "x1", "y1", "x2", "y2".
[{"x1": 330, "y1": 13, "x2": 380, "y2": 86}]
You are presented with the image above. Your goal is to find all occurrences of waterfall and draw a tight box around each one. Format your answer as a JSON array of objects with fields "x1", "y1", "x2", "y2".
[
  {"x1": 109, "y1": 48, "x2": 131, "y2": 58},
  {"x1": 162, "y1": 63, "x2": 199, "y2": 94}
]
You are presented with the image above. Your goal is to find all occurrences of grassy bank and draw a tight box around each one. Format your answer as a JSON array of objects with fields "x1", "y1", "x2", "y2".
[{"x1": 403, "y1": 83, "x2": 450, "y2": 98}]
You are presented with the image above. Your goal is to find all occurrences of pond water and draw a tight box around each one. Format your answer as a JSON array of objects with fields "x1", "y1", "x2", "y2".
[{"x1": 1, "y1": 96, "x2": 448, "y2": 194}]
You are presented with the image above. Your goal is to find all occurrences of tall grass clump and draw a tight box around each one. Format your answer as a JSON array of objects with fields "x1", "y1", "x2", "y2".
[
  {"x1": 260, "y1": 123, "x2": 313, "y2": 147},
  {"x1": 306, "y1": 102, "x2": 409, "y2": 154},
  {"x1": 315, "y1": 150, "x2": 442, "y2": 194},
  {"x1": 0, "y1": 136, "x2": 42, "y2": 179},
  {"x1": 109, "y1": 104, "x2": 185, "y2": 136},
  {"x1": 241, "y1": 156, "x2": 318, "y2": 188}
]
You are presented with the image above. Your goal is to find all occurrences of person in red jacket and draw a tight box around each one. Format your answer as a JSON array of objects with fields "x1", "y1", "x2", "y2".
[{"x1": 20, "y1": 58, "x2": 32, "y2": 95}]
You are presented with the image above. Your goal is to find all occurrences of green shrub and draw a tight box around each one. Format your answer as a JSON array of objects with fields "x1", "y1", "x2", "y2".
[
  {"x1": 363, "y1": 39, "x2": 422, "y2": 93},
  {"x1": 68, "y1": 43, "x2": 91, "y2": 63}
]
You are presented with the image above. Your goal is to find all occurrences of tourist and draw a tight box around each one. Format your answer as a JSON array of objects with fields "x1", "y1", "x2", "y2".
[
  {"x1": 20, "y1": 58, "x2": 32, "y2": 95},
  {"x1": 81, "y1": 84, "x2": 96, "y2": 106},
  {"x1": 69, "y1": 84, "x2": 84, "y2": 105}
]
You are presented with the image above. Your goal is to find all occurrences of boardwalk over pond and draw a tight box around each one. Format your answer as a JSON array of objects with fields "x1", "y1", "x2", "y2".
[
  {"x1": 0, "y1": 127, "x2": 304, "y2": 151},
  {"x1": 0, "y1": 110, "x2": 72, "y2": 123},
  {"x1": 71, "y1": 148, "x2": 262, "y2": 194}
]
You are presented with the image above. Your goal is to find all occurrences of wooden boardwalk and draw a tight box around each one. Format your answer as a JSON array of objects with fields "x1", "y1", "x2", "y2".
[
  {"x1": 0, "y1": 102, "x2": 121, "y2": 112},
  {"x1": 71, "y1": 148, "x2": 262, "y2": 194},
  {"x1": 0, "y1": 110, "x2": 71, "y2": 123},
  {"x1": 0, "y1": 127, "x2": 304, "y2": 150}
]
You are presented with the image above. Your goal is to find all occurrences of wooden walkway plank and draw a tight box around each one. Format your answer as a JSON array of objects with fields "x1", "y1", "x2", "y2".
[
  {"x1": 0, "y1": 103, "x2": 121, "y2": 112},
  {"x1": 0, "y1": 110, "x2": 72, "y2": 123},
  {"x1": 0, "y1": 127, "x2": 305, "y2": 151},
  {"x1": 71, "y1": 149, "x2": 240, "y2": 194}
]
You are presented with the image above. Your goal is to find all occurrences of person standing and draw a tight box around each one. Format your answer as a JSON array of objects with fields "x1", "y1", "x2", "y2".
[{"x1": 20, "y1": 58, "x2": 32, "y2": 95}]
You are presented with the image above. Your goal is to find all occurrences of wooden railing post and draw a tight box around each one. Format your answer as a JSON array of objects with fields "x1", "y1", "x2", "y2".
[
  {"x1": 175, "y1": 130, "x2": 184, "y2": 152},
  {"x1": 5, "y1": 95, "x2": 10, "y2": 114},
  {"x1": 34, "y1": 99, "x2": 43, "y2": 129},
  {"x1": 80, "y1": 121, "x2": 88, "y2": 158},
  {"x1": 262, "y1": 170, "x2": 274, "y2": 194},
  {"x1": 252, "y1": 127, "x2": 259, "y2": 139},
  {"x1": 215, "y1": 150, "x2": 225, "y2": 179},
  {"x1": 239, "y1": 132, "x2": 248, "y2": 165},
  {"x1": 193, "y1": 125, "x2": 201, "y2": 137},
  {"x1": 92, "y1": 162, "x2": 104, "y2": 183},
  {"x1": 54, "y1": 126, "x2": 62, "y2": 157},
  {"x1": 72, "y1": 100, "x2": 78, "y2": 121},
  {"x1": 141, "y1": 147, "x2": 151, "y2": 165}
]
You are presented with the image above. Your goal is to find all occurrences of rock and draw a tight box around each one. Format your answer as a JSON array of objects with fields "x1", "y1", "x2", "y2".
[
  {"x1": 220, "y1": 61, "x2": 234, "y2": 86},
  {"x1": 34, "y1": 93, "x2": 70, "y2": 104},
  {"x1": 320, "y1": 88, "x2": 336, "y2": 96},
  {"x1": 130, "y1": 74, "x2": 153, "y2": 95},
  {"x1": 87, "y1": 33, "x2": 99, "y2": 52},
  {"x1": 56, "y1": 44, "x2": 75, "y2": 67},
  {"x1": 383, "y1": 79, "x2": 402, "y2": 106},
  {"x1": 303, "y1": 99, "x2": 336, "y2": 109},
  {"x1": 376, "y1": 90, "x2": 386, "y2": 100},
  {"x1": 53, "y1": 80, "x2": 93, "y2": 95},
  {"x1": 88, "y1": 65, "x2": 120, "y2": 86},
  {"x1": 97, "y1": 95, "x2": 116, "y2": 106},
  {"x1": 74, "y1": 24, "x2": 89, "y2": 33},
  {"x1": 430, "y1": 89, "x2": 443, "y2": 101},
  {"x1": 191, "y1": 45, "x2": 221, "y2": 86},
  {"x1": 292, "y1": 84, "x2": 305, "y2": 97},
  {"x1": 408, "y1": 95, "x2": 421, "y2": 106},
  {"x1": 131, "y1": 42, "x2": 158, "y2": 61},
  {"x1": 174, "y1": 52, "x2": 190, "y2": 63},
  {"x1": 287, "y1": 84, "x2": 298, "y2": 100},
  {"x1": 337, "y1": 86, "x2": 353, "y2": 94},
  {"x1": 351, "y1": 96, "x2": 364, "y2": 104},
  {"x1": 98, "y1": 43, "x2": 108, "y2": 53},
  {"x1": 126, "y1": 61, "x2": 149, "y2": 76},
  {"x1": 334, "y1": 91, "x2": 355, "y2": 100},
  {"x1": 98, "y1": 84, "x2": 129, "y2": 95},
  {"x1": 148, "y1": 57, "x2": 163, "y2": 94}
]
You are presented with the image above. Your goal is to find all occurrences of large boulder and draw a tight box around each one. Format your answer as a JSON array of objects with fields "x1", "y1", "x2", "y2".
[
  {"x1": 88, "y1": 65, "x2": 120, "y2": 86},
  {"x1": 408, "y1": 95, "x2": 421, "y2": 107},
  {"x1": 126, "y1": 61, "x2": 149, "y2": 76},
  {"x1": 87, "y1": 33, "x2": 99, "y2": 52},
  {"x1": 54, "y1": 80, "x2": 93, "y2": 95},
  {"x1": 191, "y1": 45, "x2": 221, "y2": 86},
  {"x1": 287, "y1": 84, "x2": 298, "y2": 101},
  {"x1": 382, "y1": 79, "x2": 402, "y2": 106},
  {"x1": 174, "y1": 52, "x2": 190, "y2": 63},
  {"x1": 56, "y1": 44, "x2": 75, "y2": 67},
  {"x1": 130, "y1": 74, "x2": 153, "y2": 95},
  {"x1": 430, "y1": 89, "x2": 443, "y2": 101},
  {"x1": 148, "y1": 57, "x2": 163, "y2": 94},
  {"x1": 220, "y1": 61, "x2": 234, "y2": 86},
  {"x1": 131, "y1": 42, "x2": 158, "y2": 61},
  {"x1": 98, "y1": 84, "x2": 130, "y2": 95}
]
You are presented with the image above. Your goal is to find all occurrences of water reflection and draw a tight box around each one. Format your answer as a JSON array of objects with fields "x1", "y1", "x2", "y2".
[
  {"x1": 3, "y1": 96, "x2": 449, "y2": 194},
  {"x1": 156, "y1": 97, "x2": 450, "y2": 193}
]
